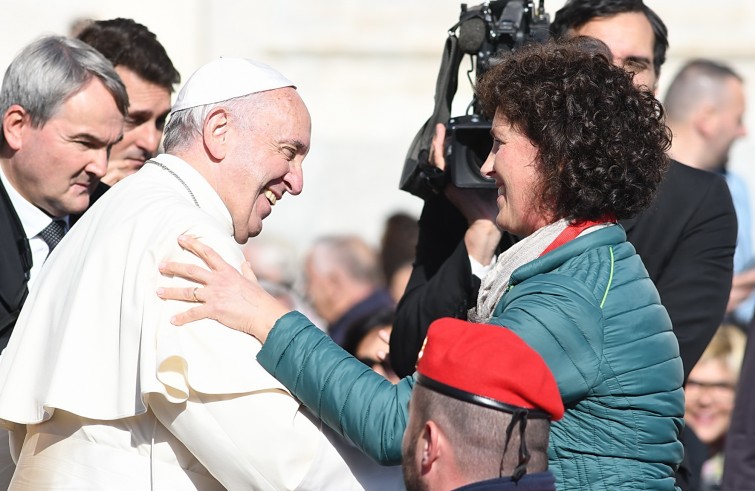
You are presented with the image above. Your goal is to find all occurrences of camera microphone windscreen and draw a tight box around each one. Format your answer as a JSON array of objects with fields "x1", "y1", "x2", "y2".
[{"x1": 458, "y1": 17, "x2": 487, "y2": 54}]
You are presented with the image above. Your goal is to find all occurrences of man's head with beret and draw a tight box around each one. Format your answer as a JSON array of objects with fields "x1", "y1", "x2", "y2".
[{"x1": 402, "y1": 318, "x2": 563, "y2": 491}]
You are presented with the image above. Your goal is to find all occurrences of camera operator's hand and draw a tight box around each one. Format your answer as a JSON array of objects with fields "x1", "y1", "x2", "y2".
[
  {"x1": 431, "y1": 123, "x2": 501, "y2": 266},
  {"x1": 430, "y1": 123, "x2": 450, "y2": 172}
]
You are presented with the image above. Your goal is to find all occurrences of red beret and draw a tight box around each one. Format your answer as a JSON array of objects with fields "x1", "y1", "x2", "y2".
[{"x1": 416, "y1": 318, "x2": 564, "y2": 421}]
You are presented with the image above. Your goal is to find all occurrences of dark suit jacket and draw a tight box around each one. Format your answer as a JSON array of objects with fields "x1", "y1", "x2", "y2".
[
  {"x1": 391, "y1": 160, "x2": 737, "y2": 380},
  {"x1": 0, "y1": 180, "x2": 32, "y2": 350}
]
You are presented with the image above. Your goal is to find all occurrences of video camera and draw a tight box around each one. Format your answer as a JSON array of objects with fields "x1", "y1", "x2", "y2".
[{"x1": 400, "y1": 1, "x2": 550, "y2": 199}]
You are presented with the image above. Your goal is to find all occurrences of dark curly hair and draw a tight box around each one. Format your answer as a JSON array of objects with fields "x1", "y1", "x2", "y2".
[{"x1": 476, "y1": 38, "x2": 670, "y2": 221}]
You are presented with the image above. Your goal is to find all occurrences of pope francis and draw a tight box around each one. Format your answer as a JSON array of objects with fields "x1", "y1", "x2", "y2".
[{"x1": 0, "y1": 58, "x2": 391, "y2": 490}]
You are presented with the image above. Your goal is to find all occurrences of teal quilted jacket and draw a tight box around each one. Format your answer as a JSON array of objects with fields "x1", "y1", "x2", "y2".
[{"x1": 257, "y1": 225, "x2": 684, "y2": 490}]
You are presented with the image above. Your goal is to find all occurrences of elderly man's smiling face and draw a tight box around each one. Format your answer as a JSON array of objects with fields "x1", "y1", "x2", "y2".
[{"x1": 219, "y1": 88, "x2": 311, "y2": 243}]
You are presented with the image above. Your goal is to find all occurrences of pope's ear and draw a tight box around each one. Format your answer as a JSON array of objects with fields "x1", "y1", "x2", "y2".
[
  {"x1": 3, "y1": 105, "x2": 29, "y2": 151},
  {"x1": 202, "y1": 107, "x2": 230, "y2": 161}
]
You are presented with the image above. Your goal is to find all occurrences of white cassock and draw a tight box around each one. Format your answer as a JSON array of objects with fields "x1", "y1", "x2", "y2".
[{"x1": 0, "y1": 154, "x2": 403, "y2": 490}]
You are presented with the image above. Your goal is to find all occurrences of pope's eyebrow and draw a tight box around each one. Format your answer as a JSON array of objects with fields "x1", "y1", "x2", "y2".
[{"x1": 281, "y1": 138, "x2": 309, "y2": 153}]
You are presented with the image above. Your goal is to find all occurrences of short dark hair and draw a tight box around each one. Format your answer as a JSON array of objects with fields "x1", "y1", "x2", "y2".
[
  {"x1": 77, "y1": 18, "x2": 180, "y2": 91},
  {"x1": 550, "y1": 0, "x2": 669, "y2": 77},
  {"x1": 476, "y1": 39, "x2": 670, "y2": 221}
]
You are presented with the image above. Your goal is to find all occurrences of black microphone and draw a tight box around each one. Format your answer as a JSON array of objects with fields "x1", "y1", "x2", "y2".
[{"x1": 458, "y1": 16, "x2": 487, "y2": 54}]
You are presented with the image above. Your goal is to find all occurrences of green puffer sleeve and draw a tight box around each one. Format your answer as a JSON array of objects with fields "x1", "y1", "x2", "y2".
[{"x1": 256, "y1": 311, "x2": 415, "y2": 465}]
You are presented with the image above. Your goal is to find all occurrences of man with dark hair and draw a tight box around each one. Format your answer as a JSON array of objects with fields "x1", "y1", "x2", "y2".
[
  {"x1": 78, "y1": 18, "x2": 180, "y2": 187},
  {"x1": 549, "y1": 0, "x2": 668, "y2": 90},
  {"x1": 404, "y1": 318, "x2": 562, "y2": 491}
]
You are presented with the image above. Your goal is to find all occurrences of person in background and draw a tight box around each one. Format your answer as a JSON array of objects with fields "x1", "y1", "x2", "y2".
[
  {"x1": 684, "y1": 324, "x2": 746, "y2": 490},
  {"x1": 663, "y1": 59, "x2": 752, "y2": 327},
  {"x1": 240, "y1": 234, "x2": 315, "y2": 315},
  {"x1": 77, "y1": 17, "x2": 180, "y2": 189},
  {"x1": 380, "y1": 212, "x2": 419, "y2": 303},
  {"x1": 305, "y1": 235, "x2": 394, "y2": 346},
  {"x1": 342, "y1": 307, "x2": 399, "y2": 383},
  {"x1": 241, "y1": 234, "x2": 299, "y2": 289},
  {"x1": 158, "y1": 39, "x2": 684, "y2": 490},
  {"x1": 549, "y1": 0, "x2": 737, "y2": 382},
  {"x1": 724, "y1": 319, "x2": 755, "y2": 489}
]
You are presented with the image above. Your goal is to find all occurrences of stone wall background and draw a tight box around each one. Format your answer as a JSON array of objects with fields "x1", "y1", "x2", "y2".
[{"x1": 0, "y1": 0, "x2": 753, "y2": 255}]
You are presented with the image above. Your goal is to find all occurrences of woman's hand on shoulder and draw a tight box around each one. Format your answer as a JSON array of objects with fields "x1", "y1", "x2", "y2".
[{"x1": 156, "y1": 235, "x2": 291, "y2": 343}]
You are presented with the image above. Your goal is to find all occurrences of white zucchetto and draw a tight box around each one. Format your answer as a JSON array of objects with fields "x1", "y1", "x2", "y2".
[{"x1": 171, "y1": 57, "x2": 295, "y2": 114}]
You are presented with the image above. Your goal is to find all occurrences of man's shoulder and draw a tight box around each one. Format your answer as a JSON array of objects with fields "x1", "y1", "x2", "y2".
[
  {"x1": 622, "y1": 158, "x2": 737, "y2": 284},
  {"x1": 666, "y1": 159, "x2": 729, "y2": 191},
  {"x1": 654, "y1": 159, "x2": 734, "y2": 224},
  {"x1": 454, "y1": 471, "x2": 556, "y2": 490},
  {"x1": 625, "y1": 159, "x2": 734, "y2": 235}
]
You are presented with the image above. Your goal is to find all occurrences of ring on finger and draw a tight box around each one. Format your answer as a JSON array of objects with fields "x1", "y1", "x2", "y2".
[{"x1": 192, "y1": 287, "x2": 200, "y2": 303}]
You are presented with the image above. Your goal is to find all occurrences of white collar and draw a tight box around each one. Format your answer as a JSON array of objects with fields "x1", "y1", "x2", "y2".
[{"x1": 149, "y1": 154, "x2": 233, "y2": 235}]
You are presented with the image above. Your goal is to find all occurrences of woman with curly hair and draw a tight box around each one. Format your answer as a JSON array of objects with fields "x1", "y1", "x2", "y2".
[{"x1": 158, "y1": 39, "x2": 683, "y2": 490}]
